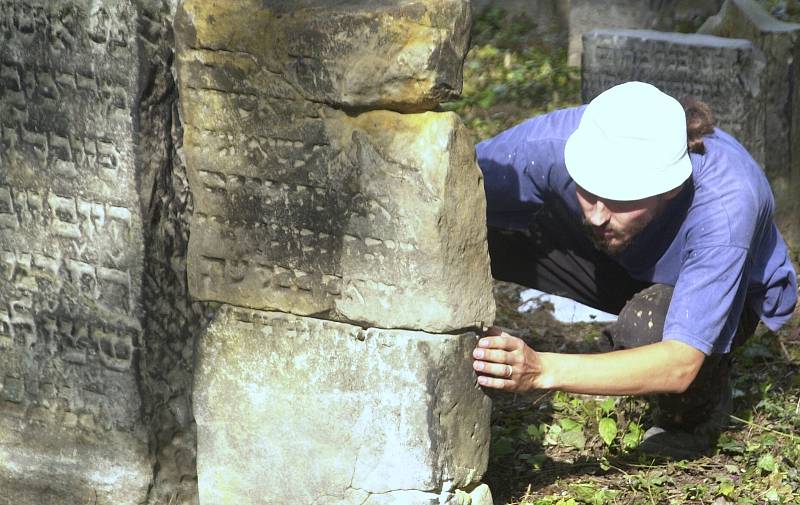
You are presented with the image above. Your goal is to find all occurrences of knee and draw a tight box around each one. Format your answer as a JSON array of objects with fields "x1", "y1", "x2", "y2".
[{"x1": 603, "y1": 284, "x2": 674, "y2": 349}]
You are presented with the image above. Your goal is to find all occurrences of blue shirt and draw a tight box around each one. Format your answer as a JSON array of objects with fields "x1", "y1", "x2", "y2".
[{"x1": 477, "y1": 106, "x2": 798, "y2": 355}]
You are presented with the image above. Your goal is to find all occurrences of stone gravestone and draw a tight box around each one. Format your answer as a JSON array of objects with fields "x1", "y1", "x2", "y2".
[
  {"x1": 698, "y1": 0, "x2": 800, "y2": 248},
  {"x1": 175, "y1": 1, "x2": 495, "y2": 504},
  {"x1": 0, "y1": 1, "x2": 151, "y2": 503},
  {"x1": 581, "y1": 29, "x2": 766, "y2": 167},
  {"x1": 567, "y1": 0, "x2": 724, "y2": 66}
]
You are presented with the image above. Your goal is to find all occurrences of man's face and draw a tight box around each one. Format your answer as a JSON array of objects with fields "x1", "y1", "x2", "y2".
[{"x1": 576, "y1": 185, "x2": 670, "y2": 255}]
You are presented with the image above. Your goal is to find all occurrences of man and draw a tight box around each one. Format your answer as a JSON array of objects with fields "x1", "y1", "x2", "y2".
[{"x1": 473, "y1": 81, "x2": 797, "y2": 457}]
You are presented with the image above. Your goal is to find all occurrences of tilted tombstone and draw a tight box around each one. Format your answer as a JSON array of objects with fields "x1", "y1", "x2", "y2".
[
  {"x1": 175, "y1": 0, "x2": 495, "y2": 504},
  {"x1": 698, "y1": 0, "x2": 800, "y2": 248},
  {"x1": 581, "y1": 29, "x2": 766, "y2": 167},
  {"x1": 0, "y1": 1, "x2": 151, "y2": 503}
]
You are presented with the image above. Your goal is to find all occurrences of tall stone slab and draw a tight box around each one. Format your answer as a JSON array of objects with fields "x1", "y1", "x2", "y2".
[
  {"x1": 176, "y1": 0, "x2": 495, "y2": 333},
  {"x1": 194, "y1": 307, "x2": 492, "y2": 505},
  {"x1": 0, "y1": 1, "x2": 151, "y2": 503},
  {"x1": 176, "y1": 1, "x2": 495, "y2": 504},
  {"x1": 581, "y1": 29, "x2": 766, "y2": 167},
  {"x1": 698, "y1": 0, "x2": 800, "y2": 248}
]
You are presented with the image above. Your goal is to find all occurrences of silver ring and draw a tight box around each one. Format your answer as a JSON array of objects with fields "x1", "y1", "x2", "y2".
[{"x1": 505, "y1": 364, "x2": 513, "y2": 378}]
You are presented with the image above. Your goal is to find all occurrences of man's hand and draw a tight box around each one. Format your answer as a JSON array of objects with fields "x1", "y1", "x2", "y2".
[{"x1": 472, "y1": 326, "x2": 545, "y2": 392}]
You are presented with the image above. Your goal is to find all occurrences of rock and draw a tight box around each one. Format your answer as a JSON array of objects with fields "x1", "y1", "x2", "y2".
[
  {"x1": 176, "y1": 1, "x2": 495, "y2": 332},
  {"x1": 0, "y1": 1, "x2": 151, "y2": 502},
  {"x1": 0, "y1": 421, "x2": 151, "y2": 505},
  {"x1": 174, "y1": 0, "x2": 471, "y2": 112},
  {"x1": 193, "y1": 306, "x2": 492, "y2": 505},
  {"x1": 581, "y1": 29, "x2": 766, "y2": 167},
  {"x1": 698, "y1": 0, "x2": 800, "y2": 248}
]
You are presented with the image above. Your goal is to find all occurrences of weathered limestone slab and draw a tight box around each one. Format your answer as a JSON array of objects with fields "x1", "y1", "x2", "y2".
[
  {"x1": 582, "y1": 29, "x2": 766, "y2": 166},
  {"x1": 567, "y1": 0, "x2": 724, "y2": 66},
  {"x1": 699, "y1": 0, "x2": 800, "y2": 248},
  {"x1": 194, "y1": 306, "x2": 492, "y2": 505},
  {"x1": 0, "y1": 1, "x2": 151, "y2": 503},
  {"x1": 175, "y1": 0, "x2": 495, "y2": 333},
  {"x1": 176, "y1": 0, "x2": 470, "y2": 112}
]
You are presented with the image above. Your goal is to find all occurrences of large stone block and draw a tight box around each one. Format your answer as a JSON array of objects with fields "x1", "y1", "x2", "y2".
[
  {"x1": 193, "y1": 306, "x2": 492, "y2": 505},
  {"x1": 582, "y1": 29, "x2": 766, "y2": 167},
  {"x1": 175, "y1": 0, "x2": 471, "y2": 112},
  {"x1": 0, "y1": 1, "x2": 151, "y2": 502},
  {"x1": 176, "y1": 1, "x2": 495, "y2": 333},
  {"x1": 698, "y1": 0, "x2": 800, "y2": 248}
]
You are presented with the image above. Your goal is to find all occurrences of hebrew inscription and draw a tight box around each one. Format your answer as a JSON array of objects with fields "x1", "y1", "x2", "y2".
[
  {"x1": 0, "y1": 2, "x2": 149, "y2": 503},
  {"x1": 176, "y1": 1, "x2": 495, "y2": 332},
  {"x1": 582, "y1": 29, "x2": 767, "y2": 166}
]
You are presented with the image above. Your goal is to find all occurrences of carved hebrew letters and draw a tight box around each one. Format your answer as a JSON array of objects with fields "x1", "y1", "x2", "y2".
[
  {"x1": 0, "y1": 2, "x2": 149, "y2": 503},
  {"x1": 177, "y1": 2, "x2": 494, "y2": 332}
]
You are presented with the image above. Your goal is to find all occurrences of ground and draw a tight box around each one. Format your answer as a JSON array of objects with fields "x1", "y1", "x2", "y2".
[
  {"x1": 447, "y1": 5, "x2": 800, "y2": 504},
  {"x1": 485, "y1": 281, "x2": 799, "y2": 505}
]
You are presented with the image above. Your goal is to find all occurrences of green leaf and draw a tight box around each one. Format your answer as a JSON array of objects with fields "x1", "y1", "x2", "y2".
[
  {"x1": 527, "y1": 423, "x2": 544, "y2": 440},
  {"x1": 622, "y1": 423, "x2": 642, "y2": 449},
  {"x1": 544, "y1": 424, "x2": 562, "y2": 446},
  {"x1": 569, "y1": 484, "x2": 597, "y2": 502},
  {"x1": 598, "y1": 417, "x2": 617, "y2": 446},
  {"x1": 764, "y1": 487, "x2": 780, "y2": 502},
  {"x1": 599, "y1": 398, "x2": 616, "y2": 415},
  {"x1": 717, "y1": 479, "x2": 735, "y2": 497},
  {"x1": 757, "y1": 453, "x2": 777, "y2": 473},
  {"x1": 492, "y1": 437, "x2": 514, "y2": 458},
  {"x1": 559, "y1": 428, "x2": 587, "y2": 450},
  {"x1": 559, "y1": 418, "x2": 583, "y2": 431}
]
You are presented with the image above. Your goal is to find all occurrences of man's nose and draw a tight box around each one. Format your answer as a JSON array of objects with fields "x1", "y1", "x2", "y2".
[{"x1": 587, "y1": 201, "x2": 610, "y2": 226}]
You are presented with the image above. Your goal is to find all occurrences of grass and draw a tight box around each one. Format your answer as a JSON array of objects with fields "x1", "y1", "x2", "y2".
[
  {"x1": 450, "y1": 6, "x2": 800, "y2": 504},
  {"x1": 488, "y1": 281, "x2": 800, "y2": 504}
]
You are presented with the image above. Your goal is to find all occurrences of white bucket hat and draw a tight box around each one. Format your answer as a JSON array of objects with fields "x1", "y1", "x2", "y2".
[{"x1": 564, "y1": 81, "x2": 692, "y2": 201}]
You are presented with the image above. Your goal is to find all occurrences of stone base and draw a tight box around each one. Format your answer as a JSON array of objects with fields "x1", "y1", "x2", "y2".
[
  {"x1": 193, "y1": 306, "x2": 492, "y2": 505},
  {"x1": 0, "y1": 415, "x2": 151, "y2": 505}
]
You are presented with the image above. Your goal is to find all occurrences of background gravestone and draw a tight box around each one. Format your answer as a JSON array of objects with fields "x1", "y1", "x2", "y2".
[
  {"x1": 698, "y1": 0, "x2": 800, "y2": 248},
  {"x1": 175, "y1": 0, "x2": 495, "y2": 504},
  {"x1": 0, "y1": 1, "x2": 151, "y2": 503},
  {"x1": 581, "y1": 29, "x2": 766, "y2": 167},
  {"x1": 567, "y1": 0, "x2": 724, "y2": 66}
]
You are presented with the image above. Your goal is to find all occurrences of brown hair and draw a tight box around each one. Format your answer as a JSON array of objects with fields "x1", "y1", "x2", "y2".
[{"x1": 681, "y1": 97, "x2": 715, "y2": 155}]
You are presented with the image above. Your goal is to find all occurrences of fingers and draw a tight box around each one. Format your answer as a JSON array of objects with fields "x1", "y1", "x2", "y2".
[
  {"x1": 472, "y1": 347, "x2": 510, "y2": 364},
  {"x1": 476, "y1": 375, "x2": 510, "y2": 389},
  {"x1": 477, "y1": 334, "x2": 521, "y2": 351},
  {"x1": 473, "y1": 359, "x2": 513, "y2": 377}
]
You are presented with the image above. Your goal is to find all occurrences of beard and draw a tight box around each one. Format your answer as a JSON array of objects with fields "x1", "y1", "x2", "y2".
[{"x1": 582, "y1": 218, "x2": 650, "y2": 256}]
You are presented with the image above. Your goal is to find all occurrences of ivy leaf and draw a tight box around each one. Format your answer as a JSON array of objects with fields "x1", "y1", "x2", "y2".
[{"x1": 598, "y1": 417, "x2": 617, "y2": 446}]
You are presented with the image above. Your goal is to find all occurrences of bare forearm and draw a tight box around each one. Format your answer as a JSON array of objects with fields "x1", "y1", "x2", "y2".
[
  {"x1": 472, "y1": 330, "x2": 705, "y2": 395},
  {"x1": 535, "y1": 341, "x2": 704, "y2": 395}
]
